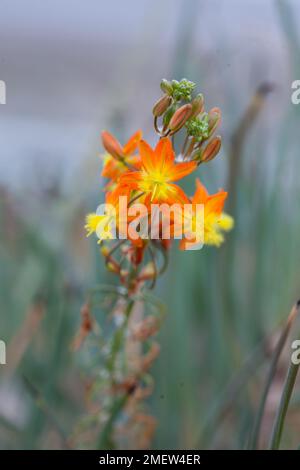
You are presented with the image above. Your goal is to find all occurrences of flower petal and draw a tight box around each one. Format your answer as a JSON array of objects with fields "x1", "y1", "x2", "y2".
[
  {"x1": 206, "y1": 191, "x2": 227, "y2": 215},
  {"x1": 118, "y1": 171, "x2": 142, "y2": 190},
  {"x1": 154, "y1": 137, "x2": 175, "y2": 172},
  {"x1": 139, "y1": 140, "x2": 156, "y2": 173},
  {"x1": 123, "y1": 130, "x2": 143, "y2": 156},
  {"x1": 192, "y1": 178, "x2": 209, "y2": 203},
  {"x1": 166, "y1": 161, "x2": 197, "y2": 182}
]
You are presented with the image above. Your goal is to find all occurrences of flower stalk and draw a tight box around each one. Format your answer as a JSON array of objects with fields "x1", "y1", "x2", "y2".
[{"x1": 77, "y1": 77, "x2": 233, "y2": 449}]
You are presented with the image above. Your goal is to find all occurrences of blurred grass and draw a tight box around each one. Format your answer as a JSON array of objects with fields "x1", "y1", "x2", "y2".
[{"x1": 1, "y1": 0, "x2": 300, "y2": 450}]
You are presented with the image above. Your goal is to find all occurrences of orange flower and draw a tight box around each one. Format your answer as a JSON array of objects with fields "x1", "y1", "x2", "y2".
[
  {"x1": 101, "y1": 130, "x2": 142, "y2": 189},
  {"x1": 119, "y1": 137, "x2": 196, "y2": 204},
  {"x1": 179, "y1": 179, "x2": 233, "y2": 249}
]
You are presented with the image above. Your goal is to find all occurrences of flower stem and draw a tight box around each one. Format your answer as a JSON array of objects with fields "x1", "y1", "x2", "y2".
[
  {"x1": 98, "y1": 297, "x2": 135, "y2": 449},
  {"x1": 269, "y1": 359, "x2": 300, "y2": 449},
  {"x1": 249, "y1": 302, "x2": 299, "y2": 449}
]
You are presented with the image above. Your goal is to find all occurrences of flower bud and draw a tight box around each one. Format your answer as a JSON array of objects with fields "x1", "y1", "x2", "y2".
[
  {"x1": 190, "y1": 93, "x2": 204, "y2": 118},
  {"x1": 100, "y1": 245, "x2": 110, "y2": 257},
  {"x1": 140, "y1": 262, "x2": 156, "y2": 279},
  {"x1": 101, "y1": 131, "x2": 124, "y2": 159},
  {"x1": 120, "y1": 268, "x2": 129, "y2": 278},
  {"x1": 107, "y1": 261, "x2": 119, "y2": 273},
  {"x1": 160, "y1": 79, "x2": 173, "y2": 95},
  {"x1": 163, "y1": 103, "x2": 176, "y2": 127},
  {"x1": 152, "y1": 95, "x2": 172, "y2": 117},
  {"x1": 201, "y1": 136, "x2": 222, "y2": 163},
  {"x1": 168, "y1": 104, "x2": 192, "y2": 132},
  {"x1": 207, "y1": 108, "x2": 221, "y2": 136}
]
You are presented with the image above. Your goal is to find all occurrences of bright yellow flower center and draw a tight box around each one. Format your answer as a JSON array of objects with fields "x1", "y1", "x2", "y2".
[{"x1": 140, "y1": 170, "x2": 172, "y2": 201}]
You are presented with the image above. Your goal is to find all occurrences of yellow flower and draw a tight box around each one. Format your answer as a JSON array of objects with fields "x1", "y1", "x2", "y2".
[{"x1": 85, "y1": 211, "x2": 115, "y2": 242}]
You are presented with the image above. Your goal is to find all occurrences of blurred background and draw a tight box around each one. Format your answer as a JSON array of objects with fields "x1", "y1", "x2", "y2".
[{"x1": 1, "y1": 0, "x2": 300, "y2": 449}]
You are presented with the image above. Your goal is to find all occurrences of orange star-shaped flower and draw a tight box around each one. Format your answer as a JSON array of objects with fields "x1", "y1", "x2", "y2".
[
  {"x1": 179, "y1": 178, "x2": 233, "y2": 249},
  {"x1": 118, "y1": 137, "x2": 196, "y2": 204}
]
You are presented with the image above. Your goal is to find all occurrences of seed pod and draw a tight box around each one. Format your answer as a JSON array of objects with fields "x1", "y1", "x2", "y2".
[
  {"x1": 190, "y1": 93, "x2": 204, "y2": 118},
  {"x1": 201, "y1": 136, "x2": 222, "y2": 163},
  {"x1": 160, "y1": 79, "x2": 173, "y2": 95},
  {"x1": 101, "y1": 131, "x2": 124, "y2": 159},
  {"x1": 168, "y1": 104, "x2": 192, "y2": 132},
  {"x1": 152, "y1": 95, "x2": 172, "y2": 117}
]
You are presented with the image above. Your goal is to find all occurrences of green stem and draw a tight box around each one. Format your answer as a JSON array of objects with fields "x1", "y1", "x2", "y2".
[
  {"x1": 269, "y1": 360, "x2": 300, "y2": 449},
  {"x1": 107, "y1": 299, "x2": 134, "y2": 374},
  {"x1": 249, "y1": 303, "x2": 299, "y2": 449},
  {"x1": 98, "y1": 394, "x2": 129, "y2": 449},
  {"x1": 98, "y1": 298, "x2": 135, "y2": 449}
]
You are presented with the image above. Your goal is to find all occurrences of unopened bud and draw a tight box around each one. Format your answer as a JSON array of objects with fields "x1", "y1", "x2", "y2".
[
  {"x1": 107, "y1": 261, "x2": 119, "y2": 273},
  {"x1": 190, "y1": 93, "x2": 204, "y2": 118},
  {"x1": 152, "y1": 95, "x2": 172, "y2": 117},
  {"x1": 101, "y1": 131, "x2": 124, "y2": 160},
  {"x1": 169, "y1": 104, "x2": 192, "y2": 132},
  {"x1": 207, "y1": 108, "x2": 221, "y2": 136},
  {"x1": 201, "y1": 136, "x2": 222, "y2": 163},
  {"x1": 100, "y1": 245, "x2": 110, "y2": 257},
  {"x1": 141, "y1": 262, "x2": 156, "y2": 279},
  {"x1": 163, "y1": 103, "x2": 176, "y2": 127},
  {"x1": 160, "y1": 79, "x2": 173, "y2": 95},
  {"x1": 120, "y1": 269, "x2": 129, "y2": 278}
]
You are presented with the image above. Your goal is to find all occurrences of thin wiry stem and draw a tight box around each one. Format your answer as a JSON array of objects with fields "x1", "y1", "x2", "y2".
[
  {"x1": 269, "y1": 358, "x2": 300, "y2": 449},
  {"x1": 147, "y1": 243, "x2": 158, "y2": 290},
  {"x1": 249, "y1": 302, "x2": 299, "y2": 449}
]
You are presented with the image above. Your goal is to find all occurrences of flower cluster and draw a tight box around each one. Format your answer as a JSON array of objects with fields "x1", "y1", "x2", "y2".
[
  {"x1": 85, "y1": 78, "x2": 233, "y2": 289},
  {"x1": 81, "y1": 79, "x2": 234, "y2": 448}
]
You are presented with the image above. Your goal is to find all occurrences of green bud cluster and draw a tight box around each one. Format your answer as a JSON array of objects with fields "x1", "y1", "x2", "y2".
[
  {"x1": 160, "y1": 78, "x2": 196, "y2": 102},
  {"x1": 185, "y1": 114, "x2": 209, "y2": 141},
  {"x1": 171, "y1": 79, "x2": 196, "y2": 101}
]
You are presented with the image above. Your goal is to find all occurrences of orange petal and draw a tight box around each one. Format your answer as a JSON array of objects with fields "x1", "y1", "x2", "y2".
[
  {"x1": 123, "y1": 130, "x2": 143, "y2": 156},
  {"x1": 139, "y1": 140, "x2": 156, "y2": 173},
  {"x1": 162, "y1": 183, "x2": 190, "y2": 205},
  {"x1": 154, "y1": 137, "x2": 175, "y2": 171},
  {"x1": 119, "y1": 171, "x2": 142, "y2": 189},
  {"x1": 127, "y1": 155, "x2": 142, "y2": 169},
  {"x1": 101, "y1": 157, "x2": 120, "y2": 180},
  {"x1": 206, "y1": 191, "x2": 227, "y2": 215},
  {"x1": 167, "y1": 161, "x2": 197, "y2": 183},
  {"x1": 192, "y1": 178, "x2": 209, "y2": 203}
]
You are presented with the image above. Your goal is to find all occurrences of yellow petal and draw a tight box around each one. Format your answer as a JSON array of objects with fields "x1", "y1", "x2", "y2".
[{"x1": 217, "y1": 213, "x2": 234, "y2": 232}]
